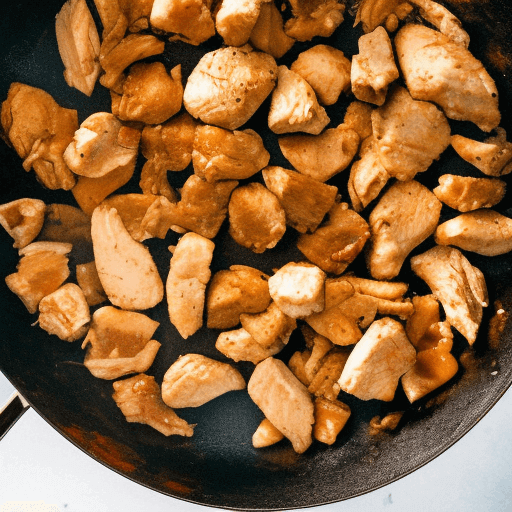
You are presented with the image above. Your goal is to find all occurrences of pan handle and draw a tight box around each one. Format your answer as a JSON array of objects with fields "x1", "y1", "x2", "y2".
[{"x1": 0, "y1": 391, "x2": 30, "y2": 440}]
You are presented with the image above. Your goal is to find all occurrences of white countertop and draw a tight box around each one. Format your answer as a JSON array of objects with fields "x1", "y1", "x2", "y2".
[{"x1": 1, "y1": 371, "x2": 511, "y2": 512}]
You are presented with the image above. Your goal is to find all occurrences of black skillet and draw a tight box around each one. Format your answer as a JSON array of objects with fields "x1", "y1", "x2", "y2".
[{"x1": 1, "y1": 0, "x2": 512, "y2": 509}]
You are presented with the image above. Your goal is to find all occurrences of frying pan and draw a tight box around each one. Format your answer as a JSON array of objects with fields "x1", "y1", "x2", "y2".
[{"x1": 1, "y1": 1, "x2": 512, "y2": 510}]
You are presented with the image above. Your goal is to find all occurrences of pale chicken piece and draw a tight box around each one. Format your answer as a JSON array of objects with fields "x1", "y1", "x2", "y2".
[
  {"x1": 64, "y1": 113, "x2": 140, "y2": 179},
  {"x1": 1, "y1": 83, "x2": 78, "y2": 190},
  {"x1": 5, "y1": 242, "x2": 71, "y2": 314},
  {"x1": 343, "y1": 101, "x2": 374, "y2": 141},
  {"x1": 112, "y1": 374, "x2": 194, "y2": 437},
  {"x1": 338, "y1": 317, "x2": 416, "y2": 401},
  {"x1": 215, "y1": 327, "x2": 286, "y2": 364},
  {"x1": 284, "y1": 0, "x2": 345, "y2": 42},
  {"x1": 55, "y1": 0, "x2": 101, "y2": 96},
  {"x1": 252, "y1": 418, "x2": 285, "y2": 448},
  {"x1": 0, "y1": 198, "x2": 45, "y2": 249},
  {"x1": 450, "y1": 130, "x2": 512, "y2": 177},
  {"x1": 248, "y1": 1, "x2": 295, "y2": 59},
  {"x1": 184, "y1": 45, "x2": 277, "y2": 130},
  {"x1": 150, "y1": 0, "x2": 215, "y2": 45},
  {"x1": 162, "y1": 354, "x2": 246, "y2": 408},
  {"x1": 371, "y1": 86, "x2": 451, "y2": 180},
  {"x1": 81, "y1": 306, "x2": 160, "y2": 379},
  {"x1": 167, "y1": 232, "x2": 215, "y2": 339},
  {"x1": 347, "y1": 136, "x2": 389, "y2": 212},
  {"x1": 395, "y1": 24, "x2": 500, "y2": 132},
  {"x1": 290, "y1": 45, "x2": 351, "y2": 106},
  {"x1": 268, "y1": 66, "x2": 330, "y2": 135},
  {"x1": 269, "y1": 262, "x2": 326, "y2": 319},
  {"x1": 278, "y1": 126, "x2": 360, "y2": 182},
  {"x1": 215, "y1": 0, "x2": 271, "y2": 47},
  {"x1": 368, "y1": 180, "x2": 442, "y2": 280},
  {"x1": 410, "y1": 245, "x2": 488, "y2": 345},
  {"x1": 114, "y1": 62, "x2": 183, "y2": 125},
  {"x1": 76, "y1": 261, "x2": 107, "y2": 306},
  {"x1": 351, "y1": 27, "x2": 399, "y2": 106},
  {"x1": 262, "y1": 166, "x2": 338, "y2": 233},
  {"x1": 228, "y1": 183, "x2": 286, "y2": 253},
  {"x1": 433, "y1": 175, "x2": 507, "y2": 212},
  {"x1": 248, "y1": 357, "x2": 315, "y2": 453},
  {"x1": 193, "y1": 125, "x2": 270, "y2": 182},
  {"x1": 118, "y1": 0, "x2": 154, "y2": 32},
  {"x1": 38, "y1": 283, "x2": 90, "y2": 342},
  {"x1": 297, "y1": 202, "x2": 370, "y2": 275},
  {"x1": 435, "y1": 210, "x2": 512, "y2": 256}
]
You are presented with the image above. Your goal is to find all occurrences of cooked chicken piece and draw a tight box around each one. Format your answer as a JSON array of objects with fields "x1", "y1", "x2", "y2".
[
  {"x1": 369, "y1": 411, "x2": 404, "y2": 433},
  {"x1": 351, "y1": 27, "x2": 399, "y2": 106},
  {"x1": 1, "y1": 83, "x2": 78, "y2": 190},
  {"x1": 343, "y1": 276, "x2": 408, "y2": 300},
  {"x1": 140, "y1": 176, "x2": 238, "y2": 239},
  {"x1": 76, "y1": 261, "x2": 107, "y2": 306},
  {"x1": 435, "y1": 210, "x2": 512, "y2": 256},
  {"x1": 167, "y1": 232, "x2": 215, "y2": 339},
  {"x1": 376, "y1": 297, "x2": 414, "y2": 318},
  {"x1": 38, "y1": 283, "x2": 90, "y2": 342},
  {"x1": 215, "y1": 327, "x2": 285, "y2": 364},
  {"x1": 284, "y1": 0, "x2": 345, "y2": 42},
  {"x1": 184, "y1": 45, "x2": 277, "y2": 130},
  {"x1": 228, "y1": 183, "x2": 286, "y2": 253},
  {"x1": 112, "y1": 374, "x2": 194, "y2": 436},
  {"x1": 207, "y1": 265, "x2": 271, "y2": 329},
  {"x1": 193, "y1": 125, "x2": 270, "y2": 182},
  {"x1": 367, "y1": 180, "x2": 441, "y2": 280},
  {"x1": 240, "y1": 302, "x2": 297, "y2": 349},
  {"x1": 288, "y1": 350, "x2": 312, "y2": 386},
  {"x1": 450, "y1": 130, "x2": 512, "y2": 177},
  {"x1": 5, "y1": 242, "x2": 71, "y2": 314},
  {"x1": 406, "y1": 295, "x2": 444, "y2": 349},
  {"x1": 324, "y1": 291, "x2": 378, "y2": 330},
  {"x1": 433, "y1": 175, "x2": 506, "y2": 212},
  {"x1": 268, "y1": 262, "x2": 325, "y2": 319},
  {"x1": 268, "y1": 66, "x2": 330, "y2": 135},
  {"x1": 162, "y1": 354, "x2": 246, "y2": 408},
  {"x1": 93, "y1": 0, "x2": 129, "y2": 65},
  {"x1": 262, "y1": 166, "x2": 338, "y2": 233},
  {"x1": 290, "y1": 45, "x2": 351, "y2": 106},
  {"x1": 395, "y1": 24, "x2": 500, "y2": 132},
  {"x1": 347, "y1": 136, "x2": 390, "y2": 212},
  {"x1": 354, "y1": 0, "x2": 411, "y2": 33},
  {"x1": 297, "y1": 202, "x2": 370, "y2": 275},
  {"x1": 248, "y1": 357, "x2": 315, "y2": 453},
  {"x1": 55, "y1": 0, "x2": 101, "y2": 96},
  {"x1": 313, "y1": 397, "x2": 351, "y2": 445},
  {"x1": 64, "y1": 113, "x2": 140, "y2": 179},
  {"x1": 215, "y1": 0, "x2": 271, "y2": 46},
  {"x1": 140, "y1": 113, "x2": 197, "y2": 198},
  {"x1": 372, "y1": 86, "x2": 451, "y2": 180},
  {"x1": 100, "y1": 34, "x2": 166, "y2": 92},
  {"x1": 150, "y1": 0, "x2": 215, "y2": 45},
  {"x1": 308, "y1": 348, "x2": 351, "y2": 400},
  {"x1": 278, "y1": 127, "x2": 360, "y2": 182},
  {"x1": 249, "y1": 1, "x2": 294, "y2": 59},
  {"x1": 118, "y1": 0, "x2": 154, "y2": 32},
  {"x1": 114, "y1": 62, "x2": 183, "y2": 125},
  {"x1": 338, "y1": 317, "x2": 416, "y2": 401},
  {"x1": 300, "y1": 327, "x2": 333, "y2": 381},
  {"x1": 343, "y1": 101, "x2": 374, "y2": 141},
  {"x1": 410, "y1": 245, "x2": 488, "y2": 345},
  {"x1": 0, "y1": 198, "x2": 45, "y2": 249},
  {"x1": 252, "y1": 418, "x2": 285, "y2": 448},
  {"x1": 91, "y1": 206, "x2": 164, "y2": 310},
  {"x1": 408, "y1": 0, "x2": 469, "y2": 47},
  {"x1": 82, "y1": 306, "x2": 161, "y2": 379}
]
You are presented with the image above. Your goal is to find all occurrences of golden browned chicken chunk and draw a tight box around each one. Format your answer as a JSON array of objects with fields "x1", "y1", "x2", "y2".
[
  {"x1": 76, "y1": 261, "x2": 107, "y2": 306},
  {"x1": 0, "y1": 198, "x2": 46, "y2": 249},
  {"x1": 395, "y1": 24, "x2": 500, "y2": 132},
  {"x1": 228, "y1": 182, "x2": 286, "y2": 253},
  {"x1": 252, "y1": 418, "x2": 285, "y2": 448},
  {"x1": 367, "y1": 180, "x2": 442, "y2": 280},
  {"x1": 184, "y1": 45, "x2": 277, "y2": 130},
  {"x1": 192, "y1": 125, "x2": 270, "y2": 182},
  {"x1": 433, "y1": 175, "x2": 506, "y2": 212},
  {"x1": 162, "y1": 354, "x2": 246, "y2": 408},
  {"x1": 290, "y1": 45, "x2": 351, "y2": 106},
  {"x1": 118, "y1": 0, "x2": 154, "y2": 32},
  {"x1": 355, "y1": 0, "x2": 412, "y2": 33},
  {"x1": 313, "y1": 397, "x2": 351, "y2": 445},
  {"x1": 343, "y1": 101, "x2": 374, "y2": 141},
  {"x1": 1, "y1": 83, "x2": 78, "y2": 190},
  {"x1": 112, "y1": 374, "x2": 194, "y2": 436},
  {"x1": 248, "y1": 357, "x2": 315, "y2": 453}
]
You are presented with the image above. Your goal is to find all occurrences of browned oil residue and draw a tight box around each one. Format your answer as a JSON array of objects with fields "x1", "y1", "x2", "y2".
[
  {"x1": 487, "y1": 300, "x2": 508, "y2": 350},
  {"x1": 425, "y1": 386, "x2": 455, "y2": 409},
  {"x1": 63, "y1": 425, "x2": 137, "y2": 473},
  {"x1": 162, "y1": 480, "x2": 193, "y2": 495},
  {"x1": 486, "y1": 44, "x2": 512, "y2": 73}
]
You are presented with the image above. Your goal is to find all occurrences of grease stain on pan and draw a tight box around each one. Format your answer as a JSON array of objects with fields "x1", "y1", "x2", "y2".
[{"x1": 162, "y1": 480, "x2": 193, "y2": 496}]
